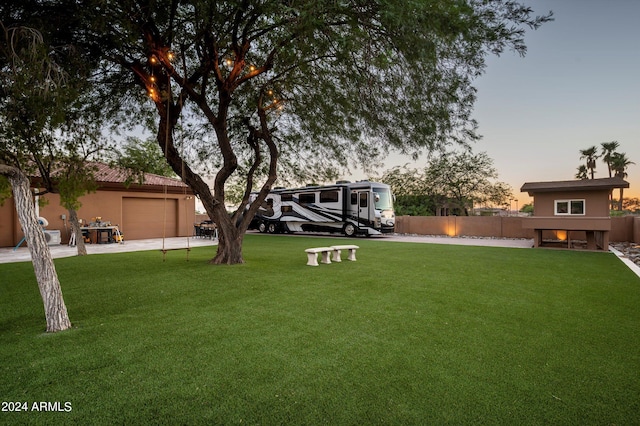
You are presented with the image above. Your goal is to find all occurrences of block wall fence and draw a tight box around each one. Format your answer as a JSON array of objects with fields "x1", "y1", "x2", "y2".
[{"x1": 395, "y1": 216, "x2": 640, "y2": 244}]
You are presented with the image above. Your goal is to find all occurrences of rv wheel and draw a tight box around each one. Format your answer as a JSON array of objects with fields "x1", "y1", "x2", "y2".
[
  {"x1": 343, "y1": 223, "x2": 357, "y2": 237},
  {"x1": 267, "y1": 223, "x2": 277, "y2": 234},
  {"x1": 258, "y1": 222, "x2": 268, "y2": 233}
]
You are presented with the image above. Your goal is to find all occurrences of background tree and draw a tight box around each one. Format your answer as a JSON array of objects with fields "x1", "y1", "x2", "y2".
[
  {"x1": 575, "y1": 165, "x2": 589, "y2": 180},
  {"x1": 377, "y1": 166, "x2": 436, "y2": 216},
  {"x1": 579, "y1": 146, "x2": 599, "y2": 179},
  {"x1": 76, "y1": 0, "x2": 550, "y2": 264},
  {"x1": 610, "y1": 152, "x2": 634, "y2": 211},
  {"x1": 114, "y1": 136, "x2": 177, "y2": 183},
  {"x1": 56, "y1": 158, "x2": 99, "y2": 256},
  {"x1": 520, "y1": 203, "x2": 534, "y2": 214},
  {"x1": 422, "y1": 151, "x2": 513, "y2": 216},
  {"x1": 600, "y1": 140, "x2": 620, "y2": 209},
  {"x1": 377, "y1": 151, "x2": 512, "y2": 216},
  {"x1": 621, "y1": 197, "x2": 640, "y2": 213},
  {"x1": 574, "y1": 142, "x2": 633, "y2": 212},
  {"x1": 600, "y1": 141, "x2": 620, "y2": 177}
]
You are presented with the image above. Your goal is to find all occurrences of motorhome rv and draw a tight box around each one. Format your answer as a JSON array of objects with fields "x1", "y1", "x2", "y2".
[{"x1": 249, "y1": 181, "x2": 395, "y2": 236}]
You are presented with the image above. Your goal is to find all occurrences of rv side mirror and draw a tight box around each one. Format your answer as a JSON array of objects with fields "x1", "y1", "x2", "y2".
[{"x1": 374, "y1": 193, "x2": 380, "y2": 202}]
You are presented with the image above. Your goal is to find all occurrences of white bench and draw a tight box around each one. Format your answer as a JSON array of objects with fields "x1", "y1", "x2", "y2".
[
  {"x1": 330, "y1": 245, "x2": 359, "y2": 262},
  {"x1": 305, "y1": 247, "x2": 334, "y2": 266}
]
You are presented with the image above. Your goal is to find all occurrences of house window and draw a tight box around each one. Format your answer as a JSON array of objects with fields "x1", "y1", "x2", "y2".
[{"x1": 555, "y1": 199, "x2": 585, "y2": 215}]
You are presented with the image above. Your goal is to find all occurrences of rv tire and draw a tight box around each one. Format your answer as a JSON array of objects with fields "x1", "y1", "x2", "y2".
[
  {"x1": 343, "y1": 223, "x2": 357, "y2": 237},
  {"x1": 258, "y1": 221, "x2": 268, "y2": 233},
  {"x1": 267, "y1": 223, "x2": 277, "y2": 234}
]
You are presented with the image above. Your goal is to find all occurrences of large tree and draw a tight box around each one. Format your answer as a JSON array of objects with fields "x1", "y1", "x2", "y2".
[
  {"x1": 63, "y1": 0, "x2": 551, "y2": 264},
  {"x1": 0, "y1": 23, "x2": 72, "y2": 332}
]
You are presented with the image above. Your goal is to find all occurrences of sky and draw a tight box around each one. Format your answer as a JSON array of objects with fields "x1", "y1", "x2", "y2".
[{"x1": 369, "y1": 0, "x2": 640, "y2": 206}]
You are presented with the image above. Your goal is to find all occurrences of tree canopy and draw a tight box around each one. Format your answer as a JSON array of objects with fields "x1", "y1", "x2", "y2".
[
  {"x1": 5, "y1": 0, "x2": 552, "y2": 264},
  {"x1": 115, "y1": 136, "x2": 177, "y2": 183},
  {"x1": 378, "y1": 150, "x2": 513, "y2": 216},
  {"x1": 576, "y1": 142, "x2": 634, "y2": 211},
  {"x1": 0, "y1": 22, "x2": 76, "y2": 331}
]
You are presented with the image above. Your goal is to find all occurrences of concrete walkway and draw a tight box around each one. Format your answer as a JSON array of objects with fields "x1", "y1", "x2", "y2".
[
  {"x1": 382, "y1": 234, "x2": 534, "y2": 248},
  {"x1": 0, "y1": 237, "x2": 219, "y2": 264}
]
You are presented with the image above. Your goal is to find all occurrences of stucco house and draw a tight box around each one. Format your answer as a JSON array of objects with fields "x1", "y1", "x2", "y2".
[
  {"x1": 520, "y1": 177, "x2": 629, "y2": 250},
  {"x1": 0, "y1": 163, "x2": 196, "y2": 248}
]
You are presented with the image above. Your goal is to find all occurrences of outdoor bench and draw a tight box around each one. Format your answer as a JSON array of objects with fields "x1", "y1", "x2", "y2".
[
  {"x1": 305, "y1": 245, "x2": 360, "y2": 266},
  {"x1": 330, "y1": 245, "x2": 359, "y2": 262},
  {"x1": 305, "y1": 247, "x2": 334, "y2": 266}
]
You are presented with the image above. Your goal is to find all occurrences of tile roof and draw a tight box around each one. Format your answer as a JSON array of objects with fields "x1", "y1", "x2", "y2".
[{"x1": 91, "y1": 162, "x2": 187, "y2": 188}]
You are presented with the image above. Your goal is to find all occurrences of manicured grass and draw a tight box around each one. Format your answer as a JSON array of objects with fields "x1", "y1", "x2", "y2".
[{"x1": 1, "y1": 234, "x2": 639, "y2": 424}]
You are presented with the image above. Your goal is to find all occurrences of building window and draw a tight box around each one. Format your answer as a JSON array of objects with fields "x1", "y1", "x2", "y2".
[
  {"x1": 320, "y1": 190, "x2": 339, "y2": 203},
  {"x1": 555, "y1": 199, "x2": 585, "y2": 215}
]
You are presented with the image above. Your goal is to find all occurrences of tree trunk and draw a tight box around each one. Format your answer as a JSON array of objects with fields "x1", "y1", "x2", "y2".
[
  {"x1": 69, "y1": 208, "x2": 87, "y2": 256},
  {"x1": 212, "y1": 220, "x2": 245, "y2": 264},
  {"x1": 1, "y1": 165, "x2": 72, "y2": 332},
  {"x1": 618, "y1": 188, "x2": 624, "y2": 211}
]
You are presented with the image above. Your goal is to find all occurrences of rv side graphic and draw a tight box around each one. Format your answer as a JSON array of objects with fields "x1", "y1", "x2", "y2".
[{"x1": 249, "y1": 181, "x2": 395, "y2": 236}]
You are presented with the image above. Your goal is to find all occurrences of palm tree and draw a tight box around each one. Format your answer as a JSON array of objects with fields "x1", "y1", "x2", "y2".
[
  {"x1": 610, "y1": 152, "x2": 635, "y2": 211},
  {"x1": 600, "y1": 141, "x2": 620, "y2": 177},
  {"x1": 600, "y1": 141, "x2": 620, "y2": 208},
  {"x1": 575, "y1": 165, "x2": 589, "y2": 180},
  {"x1": 579, "y1": 146, "x2": 599, "y2": 179}
]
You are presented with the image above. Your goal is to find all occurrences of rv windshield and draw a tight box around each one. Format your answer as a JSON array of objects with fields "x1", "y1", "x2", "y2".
[{"x1": 373, "y1": 187, "x2": 393, "y2": 210}]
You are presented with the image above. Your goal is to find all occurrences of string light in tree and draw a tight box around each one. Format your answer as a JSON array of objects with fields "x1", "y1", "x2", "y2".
[
  {"x1": 263, "y1": 88, "x2": 285, "y2": 112},
  {"x1": 146, "y1": 49, "x2": 175, "y2": 102}
]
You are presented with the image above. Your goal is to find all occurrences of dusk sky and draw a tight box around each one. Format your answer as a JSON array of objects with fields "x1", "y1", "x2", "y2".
[{"x1": 377, "y1": 0, "x2": 639, "y2": 205}]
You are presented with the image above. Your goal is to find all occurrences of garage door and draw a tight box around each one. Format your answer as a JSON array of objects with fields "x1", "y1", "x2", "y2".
[{"x1": 122, "y1": 198, "x2": 178, "y2": 240}]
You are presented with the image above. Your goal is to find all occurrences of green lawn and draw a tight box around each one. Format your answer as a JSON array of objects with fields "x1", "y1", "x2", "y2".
[{"x1": 1, "y1": 235, "x2": 639, "y2": 425}]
